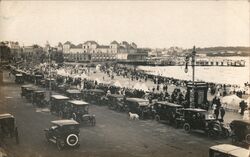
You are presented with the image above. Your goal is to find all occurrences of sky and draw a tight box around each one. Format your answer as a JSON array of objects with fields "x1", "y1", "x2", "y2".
[{"x1": 0, "y1": 1, "x2": 249, "y2": 48}]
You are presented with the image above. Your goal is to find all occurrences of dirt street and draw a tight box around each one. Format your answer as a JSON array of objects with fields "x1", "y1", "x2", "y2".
[{"x1": 0, "y1": 71, "x2": 230, "y2": 157}]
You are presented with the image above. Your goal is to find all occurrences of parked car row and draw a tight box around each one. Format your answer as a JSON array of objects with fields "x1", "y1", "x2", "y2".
[{"x1": 19, "y1": 83, "x2": 96, "y2": 150}]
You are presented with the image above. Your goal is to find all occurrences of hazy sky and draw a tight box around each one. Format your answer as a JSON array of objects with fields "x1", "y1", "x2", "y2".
[{"x1": 0, "y1": 1, "x2": 249, "y2": 48}]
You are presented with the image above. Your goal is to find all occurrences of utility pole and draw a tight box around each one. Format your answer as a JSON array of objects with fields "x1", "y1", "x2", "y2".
[{"x1": 184, "y1": 46, "x2": 196, "y2": 108}]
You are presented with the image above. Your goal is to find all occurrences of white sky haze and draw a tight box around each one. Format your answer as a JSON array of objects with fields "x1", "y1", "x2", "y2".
[{"x1": 0, "y1": 1, "x2": 249, "y2": 48}]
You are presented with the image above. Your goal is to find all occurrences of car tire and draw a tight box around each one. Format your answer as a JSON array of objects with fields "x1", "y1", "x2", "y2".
[
  {"x1": 223, "y1": 129, "x2": 229, "y2": 138},
  {"x1": 245, "y1": 134, "x2": 250, "y2": 144},
  {"x1": 231, "y1": 135, "x2": 238, "y2": 144},
  {"x1": 66, "y1": 134, "x2": 78, "y2": 147},
  {"x1": 59, "y1": 111, "x2": 63, "y2": 118},
  {"x1": 56, "y1": 139, "x2": 64, "y2": 151},
  {"x1": 72, "y1": 113, "x2": 77, "y2": 121},
  {"x1": 15, "y1": 127, "x2": 19, "y2": 144},
  {"x1": 183, "y1": 123, "x2": 191, "y2": 133},
  {"x1": 155, "y1": 115, "x2": 160, "y2": 122},
  {"x1": 91, "y1": 116, "x2": 96, "y2": 126},
  {"x1": 45, "y1": 132, "x2": 50, "y2": 143},
  {"x1": 174, "y1": 120, "x2": 179, "y2": 129}
]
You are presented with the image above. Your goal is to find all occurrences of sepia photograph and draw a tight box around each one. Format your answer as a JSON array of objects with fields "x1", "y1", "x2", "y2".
[{"x1": 0, "y1": 1, "x2": 249, "y2": 157}]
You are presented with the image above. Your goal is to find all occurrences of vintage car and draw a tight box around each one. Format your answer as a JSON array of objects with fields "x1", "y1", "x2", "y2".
[
  {"x1": 65, "y1": 89, "x2": 82, "y2": 100},
  {"x1": 21, "y1": 84, "x2": 33, "y2": 97},
  {"x1": 0, "y1": 113, "x2": 19, "y2": 144},
  {"x1": 32, "y1": 90, "x2": 46, "y2": 107},
  {"x1": 56, "y1": 84, "x2": 70, "y2": 94},
  {"x1": 82, "y1": 89, "x2": 107, "y2": 105},
  {"x1": 209, "y1": 144, "x2": 249, "y2": 157},
  {"x1": 50, "y1": 95, "x2": 69, "y2": 115},
  {"x1": 45, "y1": 78, "x2": 57, "y2": 90},
  {"x1": 34, "y1": 74, "x2": 44, "y2": 85},
  {"x1": 154, "y1": 101, "x2": 183, "y2": 126},
  {"x1": 62, "y1": 100, "x2": 95, "y2": 126},
  {"x1": 125, "y1": 98, "x2": 153, "y2": 119},
  {"x1": 230, "y1": 120, "x2": 250, "y2": 147},
  {"x1": 180, "y1": 108, "x2": 229, "y2": 138},
  {"x1": 15, "y1": 74, "x2": 24, "y2": 84},
  {"x1": 44, "y1": 120, "x2": 80, "y2": 150},
  {"x1": 107, "y1": 94, "x2": 126, "y2": 112},
  {"x1": 24, "y1": 86, "x2": 38, "y2": 102}
]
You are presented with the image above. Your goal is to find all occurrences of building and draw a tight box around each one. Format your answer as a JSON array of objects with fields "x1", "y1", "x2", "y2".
[
  {"x1": 62, "y1": 40, "x2": 138, "y2": 62},
  {"x1": 22, "y1": 44, "x2": 45, "y2": 63}
]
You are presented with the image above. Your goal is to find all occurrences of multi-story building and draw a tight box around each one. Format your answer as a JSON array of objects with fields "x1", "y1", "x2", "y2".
[{"x1": 62, "y1": 40, "x2": 138, "y2": 62}]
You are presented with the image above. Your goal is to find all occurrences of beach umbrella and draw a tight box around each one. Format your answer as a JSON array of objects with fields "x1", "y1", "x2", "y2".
[
  {"x1": 246, "y1": 97, "x2": 250, "y2": 107},
  {"x1": 113, "y1": 81, "x2": 122, "y2": 87},
  {"x1": 221, "y1": 94, "x2": 242, "y2": 110},
  {"x1": 134, "y1": 83, "x2": 149, "y2": 91}
]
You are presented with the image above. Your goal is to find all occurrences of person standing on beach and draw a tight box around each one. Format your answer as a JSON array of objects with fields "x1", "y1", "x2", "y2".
[
  {"x1": 220, "y1": 107, "x2": 225, "y2": 122},
  {"x1": 214, "y1": 107, "x2": 219, "y2": 120}
]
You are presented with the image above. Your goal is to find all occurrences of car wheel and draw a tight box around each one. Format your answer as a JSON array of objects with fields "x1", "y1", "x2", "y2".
[
  {"x1": 183, "y1": 123, "x2": 191, "y2": 133},
  {"x1": 231, "y1": 135, "x2": 238, "y2": 144},
  {"x1": 72, "y1": 113, "x2": 77, "y2": 121},
  {"x1": 245, "y1": 134, "x2": 250, "y2": 144},
  {"x1": 155, "y1": 115, "x2": 160, "y2": 122},
  {"x1": 174, "y1": 120, "x2": 179, "y2": 129},
  {"x1": 15, "y1": 127, "x2": 19, "y2": 144},
  {"x1": 66, "y1": 134, "x2": 79, "y2": 147},
  {"x1": 56, "y1": 139, "x2": 64, "y2": 151},
  {"x1": 223, "y1": 129, "x2": 229, "y2": 138},
  {"x1": 59, "y1": 111, "x2": 63, "y2": 118},
  {"x1": 91, "y1": 116, "x2": 96, "y2": 126}
]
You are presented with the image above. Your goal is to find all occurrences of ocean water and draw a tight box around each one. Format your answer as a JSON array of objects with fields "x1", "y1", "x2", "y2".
[{"x1": 138, "y1": 57, "x2": 250, "y2": 86}]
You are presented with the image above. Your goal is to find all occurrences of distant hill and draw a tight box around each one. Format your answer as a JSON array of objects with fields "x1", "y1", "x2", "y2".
[
  {"x1": 185, "y1": 46, "x2": 250, "y2": 56},
  {"x1": 195, "y1": 46, "x2": 250, "y2": 52}
]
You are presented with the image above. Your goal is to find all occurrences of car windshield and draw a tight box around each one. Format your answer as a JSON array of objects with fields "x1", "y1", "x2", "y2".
[
  {"x1": 204, "y1": 113, "x2": 215, "y2": 120},
  {"x1": 138, "y1": 101, "x2": 148, "y2": 106},
  {"x1": 76, "y1": 105, "x2": 88, "y2": 112}
]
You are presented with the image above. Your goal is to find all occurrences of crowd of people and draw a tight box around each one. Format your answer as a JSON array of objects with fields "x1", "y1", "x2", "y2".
[{"x1": 9, "y1": 62, "x2": 250, "y2": 119}]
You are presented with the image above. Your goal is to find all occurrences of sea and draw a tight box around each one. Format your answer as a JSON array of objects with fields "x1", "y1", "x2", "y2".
[{"x1": 137, "y1": 57, "x2": 250, "y2": 86}]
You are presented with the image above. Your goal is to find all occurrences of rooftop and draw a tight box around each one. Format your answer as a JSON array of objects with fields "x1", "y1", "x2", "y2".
[
  {"x1": 51, "y1": 95, "x2": 69, "y2": 100},
  {"x1": 0, "y1": 113, "x2": 14, "y2": 120},
  {"x1": 68, "y1": 100, "x2": 89, "y2": 106},
  {"x1": 51, "y1": 119, "x2": 79, "y2": 126}
]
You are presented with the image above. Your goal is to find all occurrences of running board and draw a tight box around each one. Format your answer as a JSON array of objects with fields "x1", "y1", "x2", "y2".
[{"x1": 49, "y1": 139, "x2": 56, "y2": 143}]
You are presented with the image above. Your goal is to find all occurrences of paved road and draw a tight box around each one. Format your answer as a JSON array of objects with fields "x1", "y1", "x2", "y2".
[{"x1": 0, "y1": 71, "x2": 231, "y2": 157}]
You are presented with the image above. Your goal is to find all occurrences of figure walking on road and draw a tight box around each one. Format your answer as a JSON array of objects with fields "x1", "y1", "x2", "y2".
[
  {"x1": 214, "y1": 107, "x2": 219, "y2": 120},
  {"x1": 220, "y1": 107, "x2": 225, "y2": 122}
]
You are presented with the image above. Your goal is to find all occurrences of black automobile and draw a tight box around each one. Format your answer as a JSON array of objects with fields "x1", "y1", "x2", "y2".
[
  {"x1": 45, "y1": 78, "x2": 57, "y2": 90},
  {"x1": 180, "y1": 108, "x2": 229, "y2": 138},
  {"x1": 0, "y1": 113, "x2": 19, "y2": 144},
  {"x1": 44, "y1": 120, "x2": 80, "y2": 150},
  {"x1": 50, "y1": 95, "x2": 69, "y2": 116},
  {"x1": 82, "y1": 89, "x2": 107, "y2": 105},
  {"x1": 230, "y1": 120, "x2": 250, "y2": 147},
  {"x1": 56, "y1": 83, "x2": 70, "y2": 94},
  {"x1": 107, "y1": 94, "x2": 126, "y2": 112},
  {"x1": 66, "y1": 89, "x2": 82, "y2": 100},
  {"x1": 63, "y1": 100, "x2": 95, "y2": 126},
  {"x1": 209, "y1": 144, "x2": 249, "y2": 157},
  {"x1": 125, "y1": 98, "x2": 153, "y2": 119},
  {"x1": 154, "y1": 101, "x2": 183, "y2": 127},
  {"x1": 21, "y1": 84, "x2": 33, "y2": 98},
  {"x1": 15, "y1": 74, "x2": 24, "y2": 84},
  {"x1": 25, "y1": 87, "x2": 38, "y2": 102},
  {"x1": 32, "y1": 90, "x2": 46, "y2": 107},
  {"x1": 34, "y1": 74, "x2": 43, "y2": 85}
]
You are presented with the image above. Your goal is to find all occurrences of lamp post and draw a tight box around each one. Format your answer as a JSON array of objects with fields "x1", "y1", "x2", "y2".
[
  {"x1": 47, "y1": 42, "x2": 52, "y2": 100},
  {"x1": 184, "y1": 46, "x2": 196, "y2": 108}
]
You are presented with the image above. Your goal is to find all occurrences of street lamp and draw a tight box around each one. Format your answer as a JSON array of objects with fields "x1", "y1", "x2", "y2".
[
  {"x1": 184, "y1": 46, "x2": 196, "y2": 108},
  {"x1": 47, "y1": 42, "x2": 52, "y2": 100}
]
